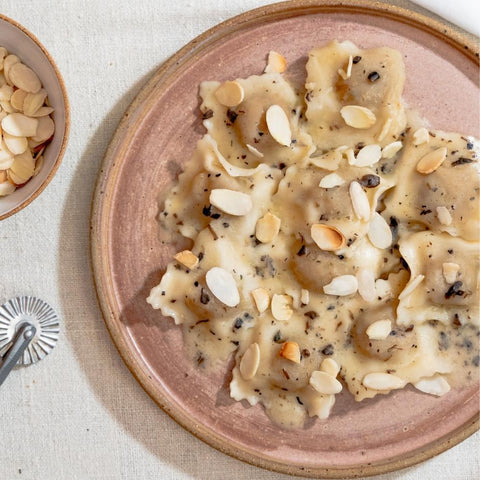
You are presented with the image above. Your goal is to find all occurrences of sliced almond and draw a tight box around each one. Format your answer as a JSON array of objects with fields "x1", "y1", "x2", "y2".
[
  {"x1": 214, "y1": 80, "x2": 244, "y2": 107},
  {"x1": 436, "y1": 206, "x2": 452, "y2": 226},
  {"x1": 320, "y1": 358, "x2": 340, "y2": 378},
  {"x1": 251, "y1": 288, "x2": 270, "y2": 313},
  {"x1": 173, "y1": 250, "x2": 199, "y2": 269},
  {"x1": 345, "y1": 148, "x2": 356, "y2": 165},
  {"x1": 0, "y1": 84, "x2": 13, "y2": 102},
  {"x1": 0, "y1": 181, "x2": 15, "y2": 196},
  {"x1": 266, "y1": 105, "x2": 291, "y2": 147},
  {"x1": 366, "y1": 319, "x2": 392, "y2": 340},
  {"x1": 309, "y1": 371, "x2": 342, "y2": 394},
  {"x1": 255, "y1": 212, "x2": 281, "y2": 243},
  {"x1": 239, "y1": 343, "x2": 260, "y2": 380},
  {"x1": 362, "y1": 372, "x2": 405, "y2": 390},
  {"x1": 33, "y1": 155, "x2": 44, "y2": 177},
  {"x1": 311, "y1": 223, "x2": 345, "y2": 251},
  {"x1": 0, "y1": 170, "x2": 6, "y2": 183},
  {"x1": 209, "y1": 188, "x2": 252, "y2": 216},
  {"x1": 3, "y1": 132, "x2": 28, "y2": 155},
  {"x1": 300, "y1": 289, "x2": 310, "y2": 306},
  {"x1": 246, "y1": 143, "x2": 264, "y2": 158},
  {"x1": 368, "y1": 212, "x2": 392, "y2": 249},
  {"x1": 0, "y1": 100, "x2": 14, "y2": 113},
  {"x1": 279, "y1": 341, "x2": 301, "y2": 364},
  {"x1": 205, "y1": 267, "x2": 240, "y2": 307},
  {"x1": 413, "y1": 127, "x2": 430, "y2": 146},
  {"x1": 307, "y1": 393, "x2": 335, "y2": 419},
  {"x1": 31, "y1": 115, "x2": 54, "y2": 142},
  {"x1": 271, "y1": 294, "x2": 293, "y2": 321},
  {"x1": 349, "y1": 181, "x2": 370, "y2": 221},
  {"x1": 375, "y1": 278, "x2": 393, "y2": 300},
  {"x1": 23, "y1": 89, "x2": 48, "y2": 116},
  {"x1": 10, "y1": 89, "x2": 28, "y2": 111},
  {"x1": 354, "y1": 144, "x2": 381, "y2": 167},
  {"x1": 319, "y1": 172, "x2": 345, "y2": 188},
  {"x1": 323, "y1": 275, "x2": 358, "y2": 296},
  {"x1": 442, "y1": 262, "x2": 460, "y2": 284},
  {"x1": 382, "y1": 140, "x2": 403, "y2": 159},
  {"x1": 7, "y1": 169, "x2": 27, "y2": 186},
  {"x1": 9, "y1": 150, "x2": 35, "y2": 182},
  {"x1": 338, "y1": 54, "x2": 353, "y2": 80},
  {"x1": 0, "y1": 47, "x2": 7, "y2": 70},
  {"x1": 356, "y1": 268, "x2": 376, "y2": 303},
  {"x1": 9, "y1": 62, "x2": 42, "y2": 93},
  {"x1": 398, "y1": 274, "x2": 424, "y2": 300},
  {"x1": 340, "y1": 105, "x2": 376, "y2": 129},
  {"x1": 0, "y1": 144, "x2": 14, "y2": 170},
  {"x1": 416, "y1": 147, "x2": 447, "y2": 174},
  {"x1": 2, "y1": 113, "x2": 38, "y2": 137},
  {"x1": 264, "y1": 51, "x2": 287, "y2": 74},
  {"x1": 376, "y1": 117, "x2": 392, "y2": 142},
  {"x1": 413, "y1": 375, "x2": 451, "y2": 396},
  {"x1": 29, "y1": 106, "x2": 54, "y2": 117},
  {"x1": 3, "y1": 55, "x2": 20, "y2": 85}
]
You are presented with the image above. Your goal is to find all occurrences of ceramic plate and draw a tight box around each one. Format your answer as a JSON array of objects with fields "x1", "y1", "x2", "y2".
[{"x1": 91, "y1": 1, "x2": 479, "y2": 477}]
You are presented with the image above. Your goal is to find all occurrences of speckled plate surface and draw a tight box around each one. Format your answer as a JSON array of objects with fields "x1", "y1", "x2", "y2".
[{"x1": 91, "y1": 1, "x2": 479, "y2": 477}]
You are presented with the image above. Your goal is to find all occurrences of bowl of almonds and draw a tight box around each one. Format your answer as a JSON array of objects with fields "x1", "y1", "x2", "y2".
[{"x1": 0, "y1": 14, "x2": 69, "y2": 220}]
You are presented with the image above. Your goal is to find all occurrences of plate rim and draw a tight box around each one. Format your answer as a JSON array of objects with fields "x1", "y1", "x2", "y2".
[{"x1": 90, "y1": 1, "x2": 479, "y2": 477}]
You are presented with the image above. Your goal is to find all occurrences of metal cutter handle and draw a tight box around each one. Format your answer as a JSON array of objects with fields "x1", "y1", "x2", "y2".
[{"x1": 0, "y1": 323, "x2": 36, "y2": 387}]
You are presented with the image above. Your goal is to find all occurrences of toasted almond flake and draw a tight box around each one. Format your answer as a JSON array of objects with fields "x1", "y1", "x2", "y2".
[
  {"x1": 271, "y1": 294, "x2": 293, "y2": 321},
  {"x1": 362, "y1": 372, "x2": 405, "y2": 390},
  {"x1": 338, "y1": 55, "x2": 353, "y2": 80},
  {"x1": 311, "y1": 223, "x2": 346, "y2": 251},
  {"x1": 356, "y1": 268, "x2": 376, "y2": 303},
  {"x1": 442, "y1": 262, "x2": 460, "y2": 284},
  {"x1": 376, "y1": 117, "x2": 392, "y2": 142},
  {"x1": 413, "y1": 127, "x2": 430, "y2": 146},
  {"x1": 28, "y1": 106, "x2": 54, "y2": 117},
  {"x1": 209, "y1": 188, "x2": 252, "y2": 216},
  {"x1": 3, "y1": 55, "x2": 19, "y2": 85},
  {"x1": 173, "y1": 250, "x2": 199, "y2": 269},
  {"x1": 31, "y1": 115, "x2": 54, "y2": 142},
  {"x1": 307, "y1": 394, "x2": 335, "y2": 419},
  {"x1": 0, "y1": 144, "x2": 14, "y2": 170},
  {"x1": 349, "y1": 181, "x2": 370, "y2": 221},
  {"x1": 366, "y1": 319, "x2": 392, "y2": 340},
  {"x1": 416, "y1": 147, "x2": 447, "y2": 174},
  {"x1": 10, "y1": 150, "x2": 34, "y2": 182},
  {"x1": 251, "y1": 288, "x2": 270, "y2": 313},
  {"x1": 2, "y1": 113, "x2": 38, "y2": 137},
  {"x1": 375, "y1": 278, "x2": 393, "y2": 300},
  {"x1": 0, "y1": 84, "x2": 13, "y2": 101},
  {"x1": 300, "y1": 289, "x2": 310, "y2": 306},
  {"x1": 205, "y1": 267, "x2": 240, "y2": 307},
  {"x1": 214, "y1": 80, "x2": 244, "y2": 107},
  {"x1": 340, "y1": 105, "x2": 376, "y2": 129},
  {"x1": 3, "y1": 132, "x2": 28, "y2": 155},
  {"x1": 320, "y1": 358, "x2": 340, "y2": 378},
  {"x1": 246, "y1": 143, "x2": 264, "y2": 158},
  {"x1": 0, "y1": 181, "x2": 15, "y2": 196},
  {"x1": 382, "y1": 141, "x2": 403, "y2": 159},
  {"x1": 255, "y1": 212, "x2": 281, "y2": 243},
  {"x1": 368, "y1": 212, "x2": 392, "y2": 249},
  {"x1": 323, "y1": 275, "x2": 358, "y2": 296},
  {"x1": 354, "y1": 144, "x2": 381, "y2": 167},
  {"x1": 33, "y1": 155, "x2": 43, "y2": 177},
  {"x1": 266, "y1": 104, "x2": 291, "y2": 146},
  {"x1": 239, "y1": 343, "x2": 260, "y2": 380},
  {"x1": 9, "y1": 62, "x2": 42, "y2": 93},
  {"x1": 309, "y1": 371, "x2": 343, "y2": 394},
  {"x1": 23, "y1": 89, "x2": 47, "y2": 116},
  {"x1": 436, "y1": 206, "x2": 452, "y2": 226},
  {"x1": 319, "y1": 172, "x2": 345, "y2": 188},
  {"x1": 398, "y1": 274, "x2": 425, "y2": 300},
  {"x1": 0, "y1": 100, "x2": 14, "y2": 113},
  {"x1": 279, "y1": 341, "x2": 301, "y2": 363},
  {"x1": 7, "y1": 169, "x2": 26, "y2": 186},
  {"x1": 10, "y1": 89, "x2": 27, "y2": 111},
  {"x1": 413, "y1": 375, "x2": 451, "y2": 396},
  {"x1": 264, "y1": 51, "x2": 287, "y2": 74},
  {"x1": 0, "y1": 47, "x2": 7, "y2": 70},
  {"x1": 345, "y1": 148, "x2": 356, "y2": 165}
]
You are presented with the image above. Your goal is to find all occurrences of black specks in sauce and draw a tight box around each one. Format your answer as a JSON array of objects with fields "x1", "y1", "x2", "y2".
[
  {"x1": 202, "y1": 109, "x2": 213, "y2": 120},
  {"x1": 304, "y1": 311, "x2": 318, "y2": 320},
  {"x1": 367, "y1": 71, "x2": 380, "y2": 82},
  {"x1": 202, "y1": 205, "x2": 212, "y2": 217},
  {"x1": 358, "y1": 174, "x2": 380, "y2": 188},
  {"x1": 297, "y1": 244, "x2": 306, "y2": 256},
  {"x1": 322, "y1": 344, "x2": 334, "y2": 355},
  {"x1": 438, "y1": 331, "x2": 450, "y2": 351},
  {"x1": 296, "y1": 396, "x2": 304, "y2": 405},
  {"x1": 226, "y1": 109, "x2": 238, "y2": 124},
  {"x1": 352, "y1": 55, "x2": 362, "y2": 64},
  {"x1": 445, "y1": 281, "x2": 465, "y2": 299},
  {"x1": 273, "y1": 330, "x2": 282, "y2": 343},
  {"x1": 451, "y1": 157, "x2": 474, "y2": 166},
  {"x1": 200, "y1": 288, "x2": 210, "y2": 304}
]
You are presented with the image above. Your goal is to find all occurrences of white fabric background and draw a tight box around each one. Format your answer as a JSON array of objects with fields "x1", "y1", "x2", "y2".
[{"x1": 0, "y1": 1, "x2": 478, "y2": 479}]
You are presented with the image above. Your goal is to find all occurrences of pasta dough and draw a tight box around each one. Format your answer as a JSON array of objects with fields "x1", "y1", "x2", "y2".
[{"x1": 147, "y1": 41, "x2": 479, "y2": 428}]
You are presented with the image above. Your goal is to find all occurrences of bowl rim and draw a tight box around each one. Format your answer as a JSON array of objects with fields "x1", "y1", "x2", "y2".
[
  {"x1": 90, "y1": 0, "x2": 479, "y2": 478},
  {"x1": 0, "y1": 13, "x2": 70, "y2": 221}
]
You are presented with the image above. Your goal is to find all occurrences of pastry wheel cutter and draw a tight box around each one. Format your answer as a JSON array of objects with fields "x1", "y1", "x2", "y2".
[{"x1": 0, "y1": 296, "x2": 59, "y2": 386}]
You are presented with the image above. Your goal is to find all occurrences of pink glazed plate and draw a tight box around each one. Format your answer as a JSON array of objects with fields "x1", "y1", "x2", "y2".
[{"x1": 91, "y1": 1, "x2": 479, "y2": 477}]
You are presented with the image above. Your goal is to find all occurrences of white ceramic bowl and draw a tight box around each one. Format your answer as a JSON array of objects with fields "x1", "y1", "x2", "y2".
[{"x1": 0, "y1": 14, "x2": 69, "y2": 220}]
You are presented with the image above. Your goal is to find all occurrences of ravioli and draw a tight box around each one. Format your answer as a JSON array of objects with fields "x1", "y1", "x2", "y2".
[{"x1": 147, "y1": 42, "x2": 479, "y2": 428}]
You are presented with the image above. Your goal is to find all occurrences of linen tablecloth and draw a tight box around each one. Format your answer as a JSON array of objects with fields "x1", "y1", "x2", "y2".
[{"x1": 0, "y1": 1, "x2": 478, "y2": 478}]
